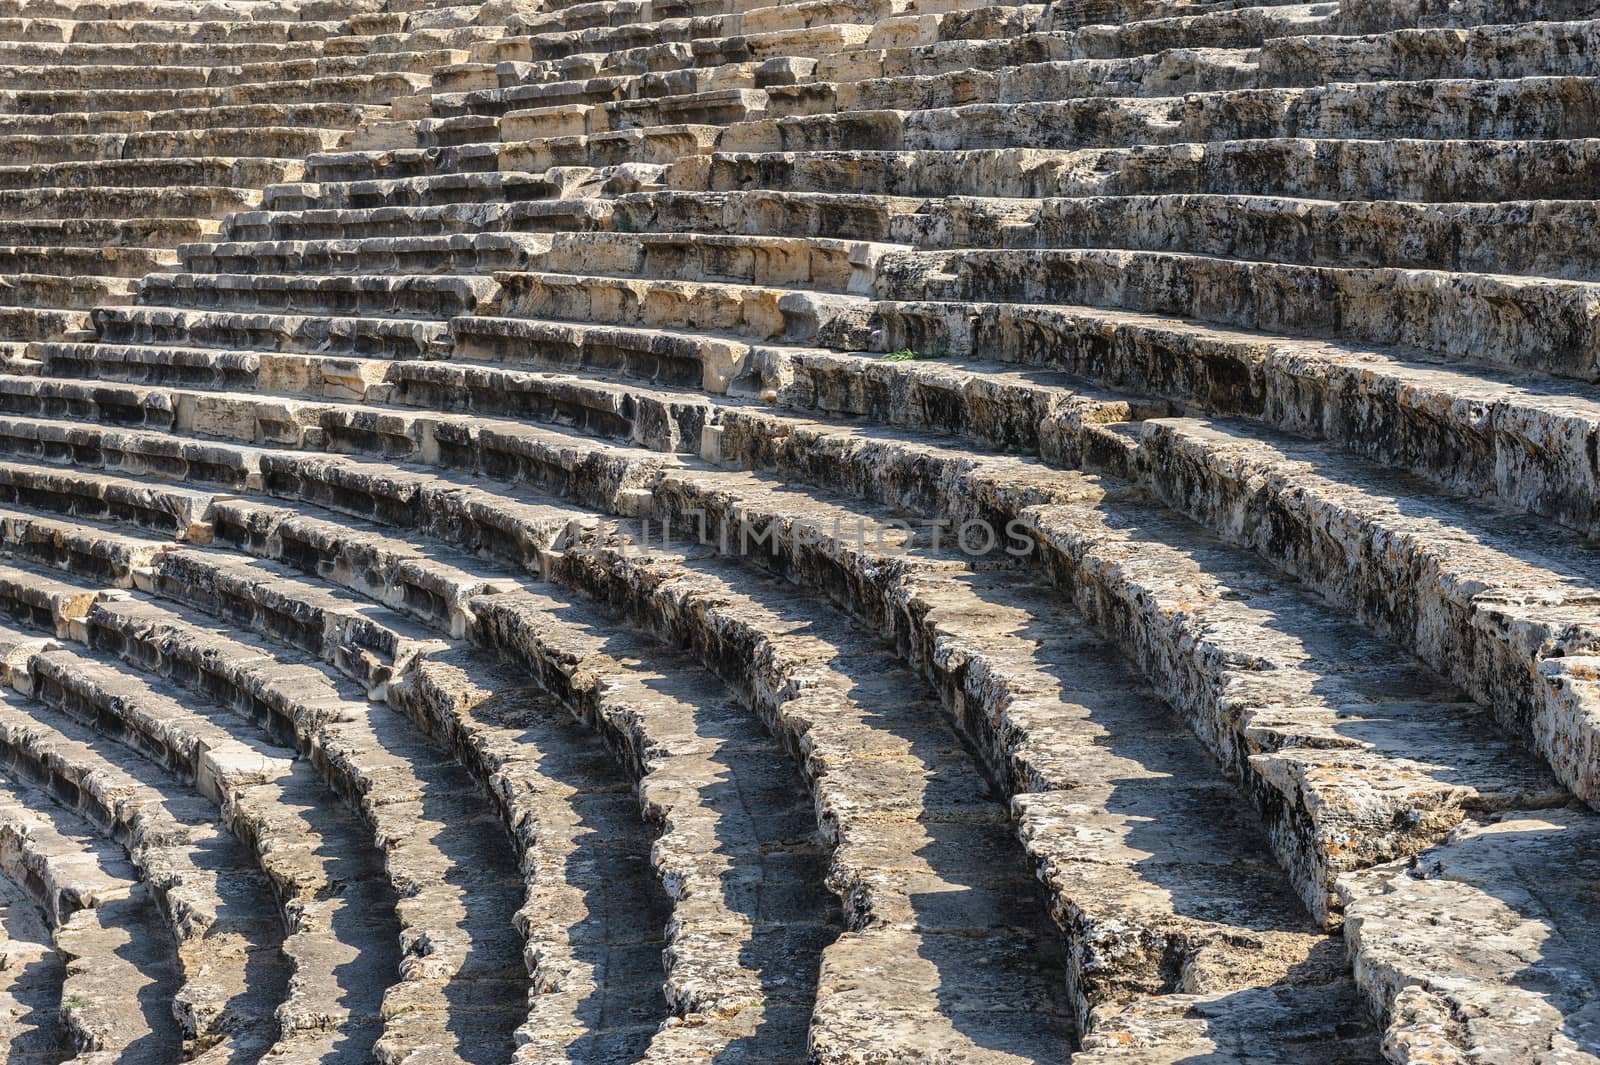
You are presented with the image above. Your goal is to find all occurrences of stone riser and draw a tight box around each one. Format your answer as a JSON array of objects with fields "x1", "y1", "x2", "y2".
[
  {"x1": 0, "y1": 129, "x2": 345, "y2": 167},
  {"x1": 177, "y1": 232, "x2": 550, "y2": 276},
  {"x1": 694, "y1": 136, "x2": 1600, "y2": 202},
  {"x1": 896, "y1": 246, "x2": 1600, "y2": 381},
  {"x1": 723, "y1": 77, "x2": 1600, "y2": 154},
  {"x1": 0, "y1": 274, "x2": 136, "y2": 311},
  {"x1": 0, "y1": 74, "x2": 428, "y2": 116},
  {"x1": 91, "y1": 305, "x2": 451, "y2": 360},
  {"x1": 262, "y1": 170, "x2": 569, "y2": 212},
  {"x1": 0, "y1": 158, "x2": 301, "y2": 192},
  {"x1": 0, "y1": 185, "x2": 260, "y2": 223},
  {"x1": 220, "y1": 200, "x2": 611, "y2": 242},
  {"x1": 900, "y1": 194, "x2": 1600, "y2": 281},
  {"x1": 135, "y1": 272, "x2": 499, "y2": 321},
  {"x1": 0, "y1": 16, "x2": 350, "y2": 45}
]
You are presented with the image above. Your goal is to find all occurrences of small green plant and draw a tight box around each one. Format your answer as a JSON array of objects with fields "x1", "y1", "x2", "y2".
[{"x1": 880, "y1": 347, "x2": 949, "y2": 362}]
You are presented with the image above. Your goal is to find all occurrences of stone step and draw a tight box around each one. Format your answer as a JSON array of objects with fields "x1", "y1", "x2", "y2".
[
  {"x1": 0, "y1": 64, "x2": 214, "y2": 92},
  {"x1": 220, "y1": 46, "x2": 469, "y2": 84},
  {"x1": 0, "y1": 157, "x2": 300, "y2": 192},
  {"x1": 473, "y1": 18, "x2": 875, "y2": 69},
  {"x1": 302, "y1": 143, "x2": 503, "y2": 183},
  {"x1": 1045, "y1": 0, "x2": 1311, "y2": 29},
  {"x1": 0, "y1": 39, "x2": 321, "y2": 67},
  {"x1": 0, "y1": 246, "x2": 176, "y2": 279},
  {"x1": 221, "y1": 199, "x2": 611, "y2": 242},
  {"x1": 0, "y1": 274, "x2": 137, "y2": 311},
  {"x1": 0, "y1": 102, "x2": 384, "y2": 137},
  {"x1": 896, "y1": 246, "x2": 1600, "y2": 381},
  {"x1": 429, "y1": 61, "x2": 762, "y2": 120},
  {"x1": 0, "y1": 306, "x2": 90, "y2": 343},
  {"x1": 1339, "y1": 0, "x2": 1600, "y2": 33},
  {"x1": 0, "y1": 647, "x2": 288, "y2": 1056},
  {"x1": 1, "y1": 73, "x2": 430, "y2": 115},
  {"x1": 0, "y1": 184, "x2": 260, "y2": 222},
  {"x1": 0, "y1": 768, "x2": 183, "y2": 1061},
  {"x1": 0, "y1": 16, "x2": 350, "y2": 44},
  {"x1": 1335, "y1": 806, "x2": 1600, "y2": 1063},
  {"x1": 34, "y1": 346, "x2": 717, "y2": 452},
  {"x1": 723, "y1": 75, "x2": 1600, "y2": 153},
  {"x1": 135, "y1": 272, "x2": 499, "y2": 321},
  {"x1": 0, "y1": 217, "x2": 217, "y2": 249},
  {"x1": 212, "y1": 491, "x2": 838, "y2": 1058},
  {"x1": 1117, "y1": 415, "x2": 1600, "y2": 807},
  {"x1": 613, "y1": 188, "x2": 924, "y2": 243},
  {"x1": 327, "y1": 24, "x2": 506, "y2": 58},
  {"x1": 524, "y1": 229, "x2": 896, "y2": 291},
  {"x1": 262, "y1": 169, "x2": 577, "y2": 212},
  {"x1": 0, "y1": 411, "x2": 270, "y2": 492},
  {"x1": 1262, "y1": 17, "x2": 1600, "y2": 84},
  {"x1": 79, "y1": 589, "x2": 527, "y2": 1063},
  {"x1": 504, "y1": 0, "x2": 758, "y2": 38},
  {"x1": 91, "y1": 305, "x2": 451, "y2": 360},
  {"x1": 0, "y1": 458, "x2": 219, "y2": 538},
  {"x1": 22, "y1": 598, "x2": 401, "y2": 1061},
  {"x1": 206, "y1": 496, "x2": 528, "y2": 636},
  {"x1": 0, "y1": 128, "x2": 347, "y2": 166},
  {"x1": 490, "y1": 87, "x2": 769, "y2": 142},
  {"x1": 900, "y1": 193, "x2": 1600, "y2": 281},
  {"x1": 480, "y1": 6, "x2": 906, "y2": 67},
  {"x1": 476, "y1": 21, "x2": 871, "y2": 88},
  {"x1": 0, "y1": 504, "x2": 173, "y2": 587},
  {"x1": 792, "y1": 48, "x2": 1261, "y2": 117},
  {"x1": 492, "y1": 268, "x2": 874, "y2": 344},
  {"x1": 822, "y1": 3, "x2": 1333, "y2": 81},
  {"x1": 382, "y1": 652, "x2": 673, "y2": 1062},
  {"x1": 493, "y1": 122, "x2": 721, "y2": 169},
  {"x1": 0, "y1": 0, "x2": 390, "y2": 19},
  {"x1": 144, "y1": 546, "x2": 452, "y2": 692},
  {"x1": 2, "y1": 354, "x2": 714, "y2": 457},
  {"x1": 177, "y1": 232, "x2": 553, "y2": 275},
  {"x1": 692, "y1": 135, "x2": 1600, "y2": 201},
  {"x1": 452, "y1": 315, "x2": 784, "y2": 393},
  {"x1": 780, "y1": 307, "x2": 1600, "y2": 551},
  {"x1": 812, "y1": 17, "x2": 1600, "y2": 115},
  {"x1": 0, "y1": 871, "x2": 67, "y2": 1065}
]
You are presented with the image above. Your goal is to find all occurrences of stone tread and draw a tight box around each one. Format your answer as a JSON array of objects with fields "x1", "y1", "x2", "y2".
[
  {"x1": 0, "y1": 760, "x2": 184, "y2": 1062},
  {"x1": 0, "y1": 869, "x2": 67, "y2": 1065},
  {"x1": 0, "y1": 641, "x2": 287, "y2": 1058}
]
